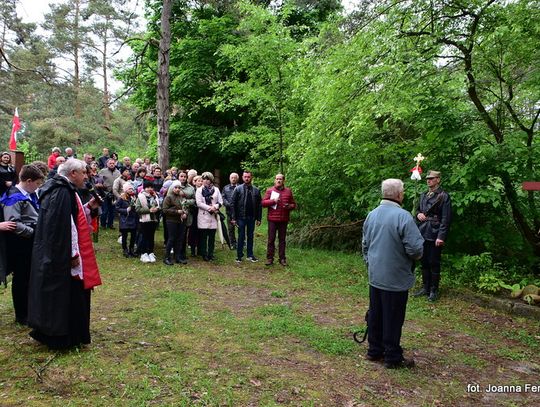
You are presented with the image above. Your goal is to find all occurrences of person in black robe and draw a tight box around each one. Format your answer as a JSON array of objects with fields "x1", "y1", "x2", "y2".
[
  {"x1": 0, "y1": 152, "x2": 17, "y2": 197},
  {"x1": 27, "y1": 159, "x2": 101, "y2": 350}
]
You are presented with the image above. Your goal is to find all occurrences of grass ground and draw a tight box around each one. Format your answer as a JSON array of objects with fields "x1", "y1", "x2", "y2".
[{"x1": 1, "y1": 225, "x2": 539, "y2": 406}]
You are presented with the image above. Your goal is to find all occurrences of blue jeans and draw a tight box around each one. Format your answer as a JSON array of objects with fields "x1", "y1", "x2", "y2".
[
  {"x1": 100, "y1": 196, "x2": 115, "y2": 228},
  {"x1": 236, "y1": 217, "x2": 255, "y2": 259}
]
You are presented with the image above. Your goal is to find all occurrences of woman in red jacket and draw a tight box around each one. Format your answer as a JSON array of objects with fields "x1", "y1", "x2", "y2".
[{"x1": 261, "y1": 174, "x2": 296, "y2": 266}]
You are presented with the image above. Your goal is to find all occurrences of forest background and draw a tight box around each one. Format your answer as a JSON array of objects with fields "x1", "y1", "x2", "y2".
[{"x1": 1, "y1": 0, "x2": 539, "y2": 290}]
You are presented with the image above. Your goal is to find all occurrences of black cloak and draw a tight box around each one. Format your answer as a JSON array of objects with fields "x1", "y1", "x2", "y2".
[{"x1": 27, "y1": 175, "x2": 91, "y2": 349}]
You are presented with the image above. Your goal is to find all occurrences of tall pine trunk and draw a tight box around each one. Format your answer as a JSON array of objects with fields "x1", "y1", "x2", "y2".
[{"x1": 156, "y1": 0, "x2": 171, "y2": 170}]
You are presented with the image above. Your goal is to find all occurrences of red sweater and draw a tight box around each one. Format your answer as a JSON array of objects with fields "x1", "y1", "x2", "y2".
[
  {"x1": 47, "y1": 152, "x2": 59, "y2": 169},
  {"x1": 262, "y1": 186, "x2": 296, "y2": 222}
]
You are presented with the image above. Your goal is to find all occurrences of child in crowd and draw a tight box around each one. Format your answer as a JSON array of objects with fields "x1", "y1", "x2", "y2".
[
  {"x1": 115, "y1": 182, "x2": 138, "y2": 257},
  {"x1": 135, "y1": 179, "x2": 160, "y2": 263}
]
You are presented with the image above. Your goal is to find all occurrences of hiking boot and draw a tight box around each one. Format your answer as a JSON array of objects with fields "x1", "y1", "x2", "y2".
[
  {"x1": 279, "y1": 259, "x2": 288, "y2": 267},
  {"x1": 428, "y1": 273, "x2": 440, "y2": 302},
  {"x1": 265, "y1": 259, "x2": 274, "y2": 266},
  {"x1": 413, "y1": 287, "x2": 429, "y2": 297},
  {"x1": 365, "y1": 354, "x2": 384, "y2": 362},
  {"x1": 384, "y1": 358, "x2": 415, "y2": 369},
  {"x1": 163, "y1": 258, "x2": 174, "y2": 266}
]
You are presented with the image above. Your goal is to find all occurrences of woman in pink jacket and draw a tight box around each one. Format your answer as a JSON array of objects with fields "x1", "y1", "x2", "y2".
[{"x1": 196, "y1": 172, "x2": 223, "y2": 261}]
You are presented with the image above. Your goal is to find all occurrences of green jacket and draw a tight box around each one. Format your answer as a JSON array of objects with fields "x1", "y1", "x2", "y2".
[{"x1": 164, "y1": 183, "x2": 195, "y2": 226}]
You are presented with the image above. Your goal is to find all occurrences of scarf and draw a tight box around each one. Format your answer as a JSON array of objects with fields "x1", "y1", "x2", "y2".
[
  {"x1": 202, "y1": 185, "x2": 215, "y2": 205},
  {"x1": 75, "y1": 194, "x2": 101, "y2": 289},
  {"x1": 138, "y1": 191, "x2": 159, "y2": 222}
]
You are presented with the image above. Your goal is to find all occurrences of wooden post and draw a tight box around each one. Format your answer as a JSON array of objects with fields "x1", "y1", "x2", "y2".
[{"x1": 9, "y1": 150, "x2": 25, "y2": 176}]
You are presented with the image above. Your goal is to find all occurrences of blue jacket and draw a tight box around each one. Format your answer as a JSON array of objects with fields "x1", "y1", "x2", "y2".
[
  {"x1": 115, "y1": 196, "x2": 138, "y2": 230},
  {"x1": 362, "y1": 200, "x2": 424, "y2": 291}
]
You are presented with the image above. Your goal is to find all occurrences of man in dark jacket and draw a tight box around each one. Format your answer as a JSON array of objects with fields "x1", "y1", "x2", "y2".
[
  {"x1": 414, "y1": 170, "x2": 452, "y2": 302},
  {"x1": 230, "y1": 171, "x2": 262, "y2": 263},
  {"x1": 97, "y1": 147, "x2": 110, "y2": 169},
  {"x1": 28, "y1": 159, "x2": 102, "y2": 350},
  {"x1": 222, "y1": 172, "x2": 239, "y2": 250},
  {"x1": 98, "y1": 158, "x2": 120, "y2": 228},
  {"x1": 261, "y1": 174, "x2": 296, "y2": 266}
]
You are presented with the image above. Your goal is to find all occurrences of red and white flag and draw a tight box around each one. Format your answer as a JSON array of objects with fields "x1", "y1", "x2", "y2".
[{"x1": 9, "y1": 107, "x2": 21, "y2": 150}]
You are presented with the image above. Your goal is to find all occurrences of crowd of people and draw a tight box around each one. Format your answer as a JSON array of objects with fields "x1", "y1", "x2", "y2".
[
  {"x1": 0, "y1": 147, "x2": 300, "y2": 350},
  {"x1": 1, "y1": 146, "x2": 452, "y2": 371}
]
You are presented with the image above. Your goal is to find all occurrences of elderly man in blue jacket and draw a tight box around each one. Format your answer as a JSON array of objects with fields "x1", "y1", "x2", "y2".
[{"x1": 362, "y1": 178, "x2": 424, "y2": 369}]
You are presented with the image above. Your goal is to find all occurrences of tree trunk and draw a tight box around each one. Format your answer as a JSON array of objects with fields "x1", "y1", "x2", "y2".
[
  {"x1": 73, "y1": 0, "x2": 81, "y2": 144},
  {"x1": 156, "y1": 0, "x2": 171, "y2": 170},
  {"x1": 102, "y1": 18, "x2": 111, "y2": 134}
]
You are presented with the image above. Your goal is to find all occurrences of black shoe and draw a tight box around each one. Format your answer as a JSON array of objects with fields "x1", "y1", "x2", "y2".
[
  {"x1": 203, "y1": 256, "x2": 210, "y2": 261},
  {"x1": 413, "y1": 287, "x2": 429, "y2": 297},
  {"x1": 128, "y1": 251, "x2": 137, "y2": 258},
  {"x1": 365, "y1": 354, "x2": 384, "y2": 362},
  {"x1": 163, "y1": 258, "x2": 174, "y2": 266},
  {"x1": 384, "y1": 358, "x2": 415, "y2": 369},
  {"x1": 235, "y1": 258, "x2": 242, "y2": 264},
  {"x1": 428, "y1": 290, "x2": 439, "y2": 302},
  {"x1": 123, "y1": 250, "x2": 130, "y2": 258}
]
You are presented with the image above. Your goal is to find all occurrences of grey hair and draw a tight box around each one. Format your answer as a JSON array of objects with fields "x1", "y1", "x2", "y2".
[
  {"x1": 58, "y1": 159, "x2": 86, "y2": 176},
  {"x1": 381, "y1": 178, "x2": 404, "y2": 199},
  {"x1": 201, "y1": 171, "x2": 214, "y2": 183}
]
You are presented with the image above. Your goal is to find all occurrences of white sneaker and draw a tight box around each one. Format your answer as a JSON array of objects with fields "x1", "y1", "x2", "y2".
[
  {"x1": 148, "y1": 253, "x2": 156, "y2": 263},
  {"x1": 140, "y1": 253, "x2": 150, "y2": 263},
  {"x1": 117, "y1": 236, "x2": 122, "y2": 244}
]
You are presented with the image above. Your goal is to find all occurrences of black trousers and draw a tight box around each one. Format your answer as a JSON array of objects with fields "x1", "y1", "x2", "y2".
[
  {"x1": 7, "y1": 235, "x2": 33, "y2": 324},
  {"x1": 200, "y1": 229, "x2": 216, "y2": 258},
  {"x1": 166, "y1": 221, "x2": 187, "y2": 260},
  {"x1": 421, "y1": 240, "x2": 442, "y2": 275},
  {"x1": 139, "y1": 222, "x2": 157, "y2": 254},
  {"x1": 120, "y1": 229, "x2": 136, "y2": 252},
  {"x1": 367, "y1": 285, "x2": 408, "y2": 364}
]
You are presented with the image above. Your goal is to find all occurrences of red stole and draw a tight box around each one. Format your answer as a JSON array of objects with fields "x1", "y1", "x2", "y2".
[{"x1": 75, "y1": 195, "x2": 102, "y2": 289}]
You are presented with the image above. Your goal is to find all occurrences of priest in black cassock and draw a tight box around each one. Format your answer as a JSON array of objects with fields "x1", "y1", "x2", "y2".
[{"x1": 28, "y1": 159, "x2": 102, "y2": 350}]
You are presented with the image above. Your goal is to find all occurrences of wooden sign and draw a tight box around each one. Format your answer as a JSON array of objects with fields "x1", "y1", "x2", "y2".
[{"x1": 522, "y1": 182, "x2": 540, "y2": 191}]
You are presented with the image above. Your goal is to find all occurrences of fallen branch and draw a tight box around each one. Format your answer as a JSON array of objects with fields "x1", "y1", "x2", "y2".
[{"x1": 32, "y1": 353, "x2": 58, "y2": 383}]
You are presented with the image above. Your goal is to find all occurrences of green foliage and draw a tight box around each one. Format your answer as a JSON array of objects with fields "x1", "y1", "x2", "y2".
[{"x1": 116, "y1": 0, "x2": 540, "y2": 276}]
